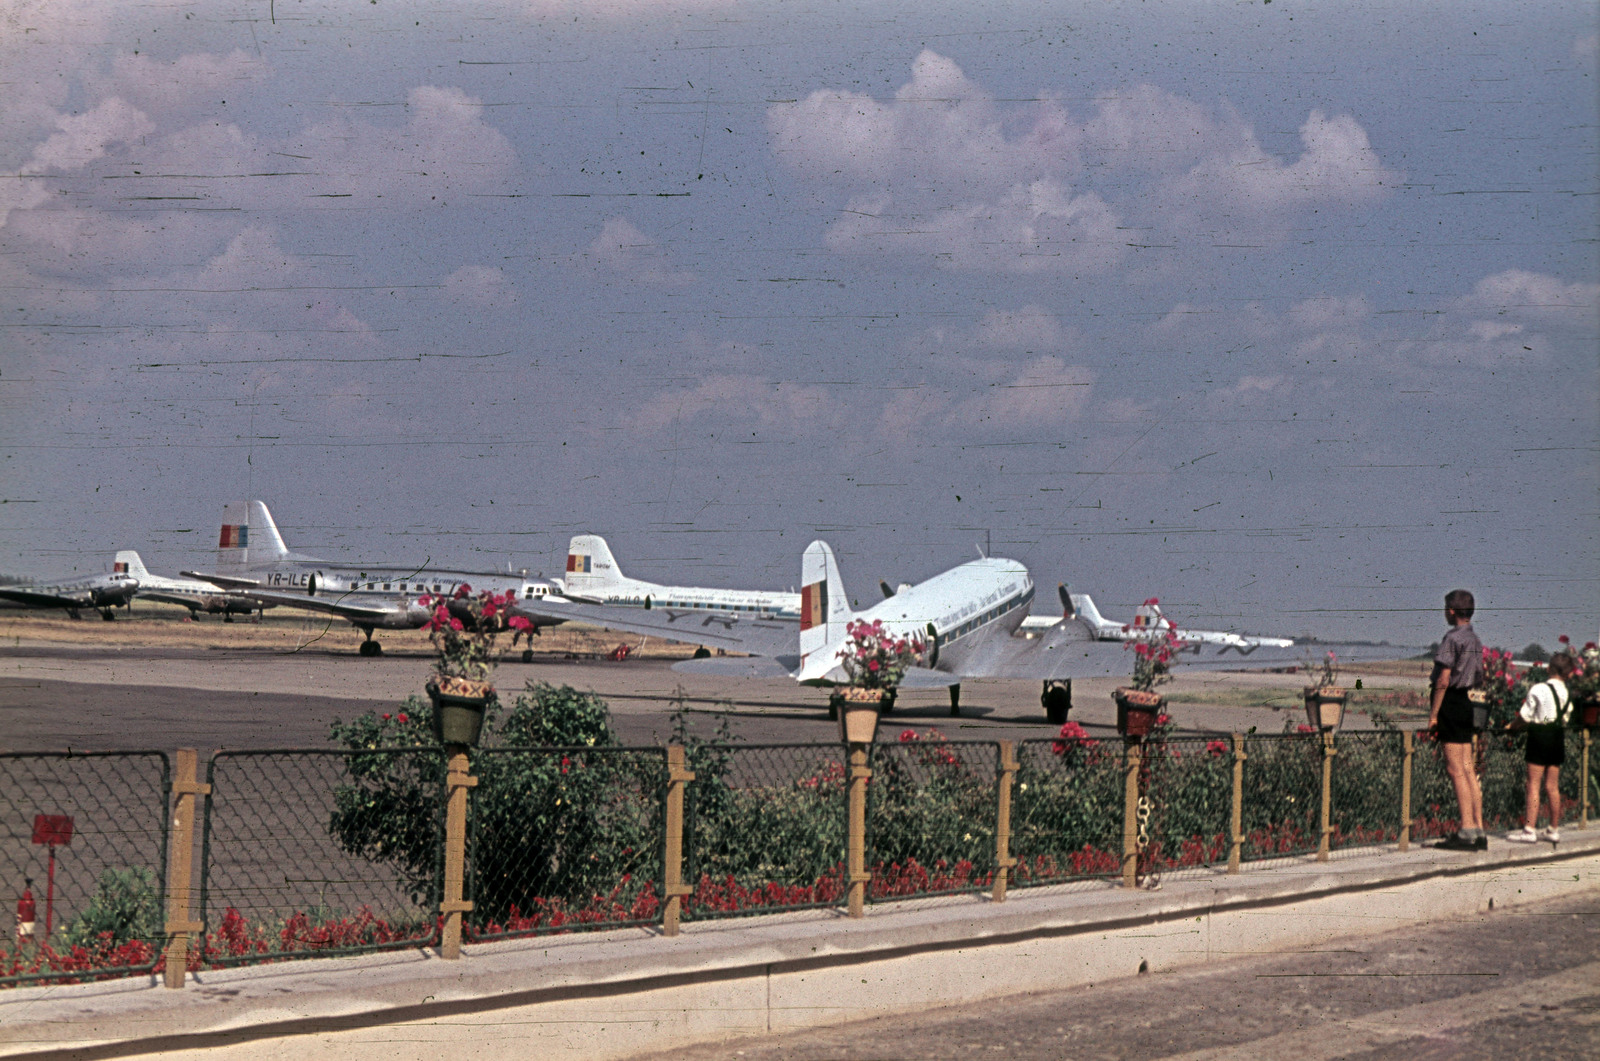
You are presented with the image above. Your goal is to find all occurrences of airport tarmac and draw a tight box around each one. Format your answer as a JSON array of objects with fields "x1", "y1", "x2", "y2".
[{"x1": 0, "y1": 611, "x2": 1432, "y2": 754}]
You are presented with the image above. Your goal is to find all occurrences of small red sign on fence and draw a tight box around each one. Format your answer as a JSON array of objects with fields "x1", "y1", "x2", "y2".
[{"x1": 32, "y1": 814, "x2": 73, "y2": 846}]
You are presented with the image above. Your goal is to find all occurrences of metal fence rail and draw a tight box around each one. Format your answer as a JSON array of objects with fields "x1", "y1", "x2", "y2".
[
  {"x1": 683, "y1": 743, "x2": 848, "y2": 920},
  {"x1": 0, "y1": 751, "x2": 169, "y2": 987},
  {"x1": 464, "y1": 746, "x2": 666, "y2": 941},
  {"x1": 199, "y1": 748, "x2": 445, "y2": 966},
  {"x1": 867, "y1": 738, "x2": 1000, "y2": 901}
]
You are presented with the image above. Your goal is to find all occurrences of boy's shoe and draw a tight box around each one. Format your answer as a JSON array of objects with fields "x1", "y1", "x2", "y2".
[
  {"x1": 1540, "y1": 827, "x2": 1561, "y2": 843},
  {"x1": 1473, "y1": 835, "x2": 1488, "y2": 851},
  {"x1": 1506, "y1": 826, "x2": 1538, "y2": 843},
  {"x1": 1433, "y1": 834, "x2": 1477, "y2": 851}
]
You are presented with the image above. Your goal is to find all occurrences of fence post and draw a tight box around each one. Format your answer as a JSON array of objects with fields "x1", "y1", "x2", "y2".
[
  {"x1": 163, "y1": 748, "x2": 209, "y2": 989},
  {"x1": 663, "y1": 745, "x2": 695, "y2": 936},
  {"x1": 993, "y1": 741, "x2": 1018, "y2": 902},
  {"x1": 847, "y1": 744, "x2": 871, "y2": 917},
  {"x1": 439, "y1": 749, "x2": 477, "y2": 960},
  {"x1": 1581, "y1": 729, "x2": 1591, "y2": 829},
  {"x1": 1317, "y1": 732, "x2": 1336, "y2": 861},
  {"x1": 1228, "y1": 733, "x2": 1245, "y2": 874},
  {"x1": 1399, "y1": 731, "x2": 1414, "y2": 852},
  {"x1": 1122, "y1": 739, "x2": 1141, "y2": 889}
]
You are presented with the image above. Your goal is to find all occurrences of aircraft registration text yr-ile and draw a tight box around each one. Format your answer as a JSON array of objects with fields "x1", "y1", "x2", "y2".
[{"x1": 183, "y1": 501, "x2": 562, "y2": 655}]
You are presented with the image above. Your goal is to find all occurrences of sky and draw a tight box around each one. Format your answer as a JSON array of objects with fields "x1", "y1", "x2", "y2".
[{"x1": 1, "y1": 0, "x2": 1596, "y2": 650}]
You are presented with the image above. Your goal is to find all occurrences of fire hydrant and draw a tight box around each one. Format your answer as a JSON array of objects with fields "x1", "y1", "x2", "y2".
[{"x1": 16, "y1": 881, "x2": 36, "y2": 943}]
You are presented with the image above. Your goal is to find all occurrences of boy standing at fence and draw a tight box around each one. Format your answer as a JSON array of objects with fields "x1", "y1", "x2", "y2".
[
  {"x1": 1429, "y1": 589, "x2": 1485, "y2": 851},
  {"x1": 1506, "y1": 652, "x2": 1575, "y2": 844}
]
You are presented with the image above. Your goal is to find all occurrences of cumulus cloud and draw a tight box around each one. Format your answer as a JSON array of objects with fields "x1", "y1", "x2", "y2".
[
  {"x1": 1468, "y1": 269, "x2": 1600, "y2": 326},
  {"x1": 587, "y1": 217, "x2": 695, "y2": 286},
  {"x1": 631, "y1": 374, "x2": 840, "y2": 435},
  {"x1": 769, "y1": 52, "x2": 1398, "y2": 271}
]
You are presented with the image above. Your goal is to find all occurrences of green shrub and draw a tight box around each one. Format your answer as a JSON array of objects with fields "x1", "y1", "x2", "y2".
[{"x1": 59, "y1": 867, "x2": 162, "y2": 951}]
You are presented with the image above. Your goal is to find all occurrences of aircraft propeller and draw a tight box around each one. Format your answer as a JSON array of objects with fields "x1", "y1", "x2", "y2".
[
  {"x1": 880, "y1": 580, "x2": 896, "y2": 599},
  {"x1": 1058, "y1": 583, "x2": 1076, "y2": 619}
]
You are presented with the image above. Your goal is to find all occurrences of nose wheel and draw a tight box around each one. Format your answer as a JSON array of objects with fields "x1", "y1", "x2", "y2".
[
  {"x1": 949, "y1": 684, "x2": 961, "y2": 716},
  {"x1": 1042, "y1": 680, "x2": 1072, "y2": 725},
  {"x1": 358, "y1": 631, "x2": 383, "y2": 657}
]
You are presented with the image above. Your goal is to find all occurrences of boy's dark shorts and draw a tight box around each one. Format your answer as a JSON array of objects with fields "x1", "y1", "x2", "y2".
[
  {"x1": 1526, "y1": 727, "x2": 1565, "y2": 768},
  {"x1": 1435, "y1": 689, "x2": 1475, "y2": 744}
]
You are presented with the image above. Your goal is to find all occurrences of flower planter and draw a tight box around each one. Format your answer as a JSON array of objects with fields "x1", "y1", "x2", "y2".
[
  {"x1": 1303, "y1": 686, "x2": 1348, "y2": 732},
  {"x1": 427, "y1": 678, "x2": 496, "y2": 747},
  {"x1": 1114, "y1": 687, "x2": 1164, "y2": 739},
  {"x1": 833, "y1": 687, "x2": 892, "y2": 744},
  {"x1": 1581, "y1": 699, "x2": 1600, "y2": 729}
]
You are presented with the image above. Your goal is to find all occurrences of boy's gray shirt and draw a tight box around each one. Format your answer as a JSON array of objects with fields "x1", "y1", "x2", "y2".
[{"x1": 1434, "y1": 623, "x2": 1483, "y2": 689}]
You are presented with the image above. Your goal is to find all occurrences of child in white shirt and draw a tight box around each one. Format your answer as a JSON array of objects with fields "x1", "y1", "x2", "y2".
[{"x1": 1506, "y1": 652, "x2": 1575, "y2": 843}]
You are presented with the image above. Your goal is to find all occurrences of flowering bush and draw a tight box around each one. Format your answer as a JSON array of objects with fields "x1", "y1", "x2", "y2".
[
  {"x1": 418, "y1": 586, "x2": 531, "y2": 684},
  {"x1": 1126, "y1": 624, "x2": 1183, "y2": 692},
  {"x1": 1565, "y1": 640, "x2": 1600, "y2": 714},
  {"x1": 839, "y1": 618, "x2": 924, "y2": 689},
  {"x1": 1308, "y1": 651, "x2": 1340, "y2": 691}
]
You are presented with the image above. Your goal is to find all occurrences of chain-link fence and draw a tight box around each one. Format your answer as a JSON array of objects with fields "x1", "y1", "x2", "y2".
[
  {"x1": 464, "y1": 746, "x2": 666, "y2": 941},
  {"x1": 1139, "y1": 737, "x2": 1233, "y2": 878},
  {"x1": 867, "y1": 739, "x2": 1000, "y2": 901},
  {"x1": 683, "y1": 743, "x2": 849, "y2": 919},
  {"x1": 0, "y1": 752, "x2": 169, "y2": 987},
  {"x1": 1008, "y1": 736, "x2": 1124, "y2": 888},
  {"x1": 199, "y1": 748, "x2": 445, "y2": 967},
  {"x1": 1238, "y1": 733, "x2": 1322, "y2": 862},
  {"x1": 1327, "y1": 730, "x2": 1405, "y2": 853}
]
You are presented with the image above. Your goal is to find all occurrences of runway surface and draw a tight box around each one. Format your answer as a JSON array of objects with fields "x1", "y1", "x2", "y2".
[{"x1": 0, "y1": 636, "x2": 1430, "y2": 755}]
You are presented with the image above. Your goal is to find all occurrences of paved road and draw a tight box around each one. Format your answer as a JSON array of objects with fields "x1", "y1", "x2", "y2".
[{"x1": 640, "y1": 890, "x2": 1599, "y2": 1060}]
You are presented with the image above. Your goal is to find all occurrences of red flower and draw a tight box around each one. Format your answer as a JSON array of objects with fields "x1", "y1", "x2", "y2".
[{"x1": 396, "y1": 713, "x2": 408, "y2": 724}]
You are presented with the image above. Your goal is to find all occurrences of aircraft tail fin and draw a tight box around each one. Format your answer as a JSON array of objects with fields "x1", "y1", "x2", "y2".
[
  {"x1": 564, "y1": 534, "x2": 625, "y2": 597},
  {"x1": 217, "y1": 500, "x2": 291, "y2": 573},
  {"x1": 798, "y1": 540, "x2": 854, "y2": 674},
  {"x1": 1132, "y1": 597, "x2": 1172, "y2": 632},
  {"x1": 112, "y1": 550, "x2": 149, "y2": 577},
  {"x1": 1070, "y1": 594, "x2": 1109, "y2": 631}
]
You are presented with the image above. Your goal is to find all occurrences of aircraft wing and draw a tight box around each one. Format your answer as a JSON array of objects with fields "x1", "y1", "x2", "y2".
[
  {"x1": 513, "y1": 597, "x2": 800, "y2": 659},
  {"x1": 237, "y1": 588, "x2": 421, "y2": 626},
  {"x1": 180, "y1": 570, "x2": 261, "y2": 590},
  {"x1": 0, "y1": 586, "x2": 100, "y2": 609},
  {"x1": 941, "y1": 621, "x2": 1413, "y2": 681}
]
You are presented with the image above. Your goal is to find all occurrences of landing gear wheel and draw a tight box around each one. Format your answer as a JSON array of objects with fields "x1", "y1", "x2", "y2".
[
  {"x1": 102, "y1": 610, "x2": 117, "y2": 621},
  {"x1": 949, "y1": 684, "x2": 961, "y2": 717},
  {"x1": 359, "y1": 640, "x2": 382, "y2": 657},
  {"x1": 522, "y1": 649, "x2": 534, "y2": 664},
  {"x1": 1042, "y1": 681, "x2": 1072, "y2": 726}
]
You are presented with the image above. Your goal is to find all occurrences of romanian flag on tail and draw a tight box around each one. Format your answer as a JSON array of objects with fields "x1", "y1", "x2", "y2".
[
  {"x1": 113, "y1": 561, "x2": 128, "y2": 573},
  {"x1": 566, "y1": 553, "x2": 590, "y2": 574},
  {"x1": 219, "y1": 525, "x2": 249, "y2": 548},
  {"x1": 800, "y1": 580, "x2": 827, "y2": 630}
]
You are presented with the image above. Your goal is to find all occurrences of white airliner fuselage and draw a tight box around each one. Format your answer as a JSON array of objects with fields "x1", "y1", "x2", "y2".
[{"x1": 559, "y1": 534, "x2": 799, "y2": 620}]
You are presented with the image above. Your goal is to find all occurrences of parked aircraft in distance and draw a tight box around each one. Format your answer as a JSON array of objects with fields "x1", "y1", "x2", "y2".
[
  {"x1": 113, "y1": 551, "x2": 263, "y2": 620},
  {"x1": 559, "y1": 534, "x2": 799, "y2": 616},
  {"x1": 1017, "y1": 588, "x2": 1294, "y2": 650},
  {"x1": 515, "y1": 541, "x2": 1395, "y2": 719},
  {"x1": 0, "y1": 561, "x2": 140, "y2": 620},
  {"x1": 183, "y1": 501, "x2": 562, "y2": 655}
]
